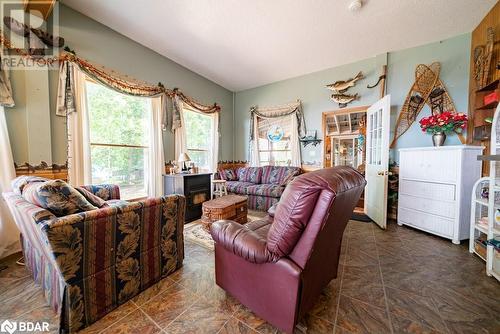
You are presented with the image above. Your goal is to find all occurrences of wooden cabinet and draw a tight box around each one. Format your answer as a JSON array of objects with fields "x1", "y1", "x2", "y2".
[
  {"x1": 398, "y1": 146, "x2": 483, "y2": 244},
  {"x1": 163, "y1": 173, "x2": 212, "y2": 223}
]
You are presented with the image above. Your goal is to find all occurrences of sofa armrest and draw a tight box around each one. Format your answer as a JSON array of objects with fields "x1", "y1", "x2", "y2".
[
  {"x1": 210, "y1": 220, "x2": 276, "y2": 264},
  {"x1": 79, "y1": 184, "x2": 121, "y2": 200},
  {"x1": 41, "y1": 195, "x2": 185, "y2": 283}
]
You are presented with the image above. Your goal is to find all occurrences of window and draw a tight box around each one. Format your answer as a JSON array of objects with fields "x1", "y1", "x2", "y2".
[
  {"x1": 256, "y1": 116, "x2": 292, "y2": 166},
  {"x1": 183, "y1": 108, "x2": 215, "y2": 171},
  {"x1": 86, "y1": 80, "x2": 151, "y2": 200}
]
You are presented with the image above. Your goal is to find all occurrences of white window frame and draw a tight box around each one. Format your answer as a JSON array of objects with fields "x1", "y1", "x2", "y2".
[
  {"x1": 85, "y1": 79, "x2": 152, "y2": 200},
  {"x1": 183, "y1": 106, "x2": 216, "y2": 172}
]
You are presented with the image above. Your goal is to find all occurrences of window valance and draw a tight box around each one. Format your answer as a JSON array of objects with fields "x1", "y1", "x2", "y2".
[
  {"x1": 249, "y1": 100, "x2": 306, "y2": 141},
  {"x1": 54, "y1": 53, "x2": 220, "y2": 133},
  {"x1": 0, "y1": 31, "x2": 221, "y2": 129}
]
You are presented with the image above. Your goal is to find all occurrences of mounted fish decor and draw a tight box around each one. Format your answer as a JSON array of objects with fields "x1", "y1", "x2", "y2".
[
  {"x1": 326, "y1": 71, "x2": 363, "y2": 107},
  {"x1": 331, "y1": 93, "x2": 358, "y2": 108},
  {"x1": 326, "y1": 72, "x2": 364, "y2": 93}
]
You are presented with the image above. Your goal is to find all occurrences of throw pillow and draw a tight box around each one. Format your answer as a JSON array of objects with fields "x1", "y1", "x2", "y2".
[
  {"x1": 11, "y1": 175, "x2": 48, "y2": 195},
  {"x1": 218, "y1": 168, "x2": 238, "y2": 181},
  {"x1": 75, "y1": 186, "x2": 107, "y2": 208},
  {"x1": 30, "y1": 179, "x2": 97, "y2": 216}
]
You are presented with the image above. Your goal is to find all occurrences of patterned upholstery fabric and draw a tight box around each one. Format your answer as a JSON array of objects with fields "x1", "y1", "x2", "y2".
[
  {"x1": 11, "y1": 175, "x2": 48, "y2": 195},
  {"x1": 218, "y1": 168, "x2": 238, "y2": 181},
  {"x1": 80, "y1": 184, "x2": 121, "y2": 201},
  {"x1": 237, "y1": 167, "x2": 262, "y2": 184},
  {"x1": 225, "y1": 167, "x2": 302, "y2": 211},
  {"x1": 40, "y1": 180, "x2": 96, "y2": 216},
  {"x1": 261, "y1": 166, "x2": 301, "y2": 186},
  {"x1": 3, "y1": 186, "x2": 185, "y2": 333},
  {"x1": 226, "y1": 181, "x2": 255, "y2": 194},
  {"x1": 75, "y1": 186, "x2": 107, "y2": 208},
  {"x1": 21, "y1": 179, "x2": 97, "y2": 217},
  {"x1": 247, "y1": 194, "x2": 279, "y2": 211},
  {"x1": 246, "y1": 184, "x2": 284, "y2": 198}
]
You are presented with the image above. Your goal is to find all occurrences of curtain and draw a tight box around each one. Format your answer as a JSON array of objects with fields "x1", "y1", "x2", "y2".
[
  {"x1": 173, "y1": 95, "x2": 187, "y2": 161},
  {"x1": 249, "y1": 114, "x2": 260, "y2": 167},
  {"x1": 249, "y1": 101, "x2": 304, "y2": 167},
  {"x1": 0, "y1": 106, "x2": 20, "y2": 259},
  {"x1": 67, "y1": 66, "x2": 92, "y2": 186},
  {"x1": 149, "y1": 96, "x2": 165, "y2": 197},
  {"x1": 210, "y1": 113, "x2": 219, "y2": 172},
  {"x1": 0, "y1": 60, "x2": 15, "y2": 107},
  {"x1": 290, "y1": 114, "x2": 302, "y2": 167}
]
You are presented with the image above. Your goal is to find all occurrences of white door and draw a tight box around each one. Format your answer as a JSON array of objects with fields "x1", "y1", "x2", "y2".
[{"x1": 365, "y1": 95, "x2": 391, "y2": 229}]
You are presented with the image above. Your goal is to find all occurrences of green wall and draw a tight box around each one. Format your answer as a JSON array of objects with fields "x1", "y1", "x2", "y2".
[
  {"x1": 234, "y1": 34, "x2": 471, "y2": 164},
  {"x1": 5, "y1": 4, "x2": 234, "y2": 165}
]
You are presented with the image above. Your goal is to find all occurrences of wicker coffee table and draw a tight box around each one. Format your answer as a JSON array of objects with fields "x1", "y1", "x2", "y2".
[{"x1": 201, "y1": 195, "x2": 248, "y2": 231}]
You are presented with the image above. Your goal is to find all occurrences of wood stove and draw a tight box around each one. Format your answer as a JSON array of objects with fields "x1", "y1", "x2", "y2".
[{"x1": 163, "y1": 173, "x2": 212, "y2": 222}]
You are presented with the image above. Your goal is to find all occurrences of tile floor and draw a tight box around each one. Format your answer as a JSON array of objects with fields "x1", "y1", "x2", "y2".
[{"x1": 1, "y1": 219, "x2": 499, "y2": 334}]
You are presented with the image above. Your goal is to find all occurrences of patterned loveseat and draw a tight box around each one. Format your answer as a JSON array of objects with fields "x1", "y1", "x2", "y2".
[
  {"x1": 3, "y1": 176, "x2": 185, "y2": 333},
  {"x1": 218, "y1": 166, "x2": 301, "y2": 211}
]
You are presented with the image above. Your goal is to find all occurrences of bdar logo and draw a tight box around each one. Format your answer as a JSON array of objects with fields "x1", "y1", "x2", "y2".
[{"x1": 0, "y1": 320, "x2": 17, "y2": 334}]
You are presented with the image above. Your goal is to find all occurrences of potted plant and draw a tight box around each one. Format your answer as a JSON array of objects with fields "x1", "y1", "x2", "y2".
[{"x1": 419, "y1": 112, "x2": 468, "y2": 146}]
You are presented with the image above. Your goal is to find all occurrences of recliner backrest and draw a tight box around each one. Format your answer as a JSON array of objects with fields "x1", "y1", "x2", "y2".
[{"x1": 288, "y1": 167, "x2": 366, "y2": 269}]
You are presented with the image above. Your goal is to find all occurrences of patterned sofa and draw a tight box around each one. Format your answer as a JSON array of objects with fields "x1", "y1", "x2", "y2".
[
  {"x1": 3, "y1": 176, "x2": 185, "y2": 333},
  {"x1": 218, "y1": 166, "x2": 301, "y2": 211}
]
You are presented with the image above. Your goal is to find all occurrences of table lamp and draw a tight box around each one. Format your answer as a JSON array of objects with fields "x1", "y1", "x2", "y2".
[{"x1": 178, "y1": 152, "x2": 191, "y2": 171}]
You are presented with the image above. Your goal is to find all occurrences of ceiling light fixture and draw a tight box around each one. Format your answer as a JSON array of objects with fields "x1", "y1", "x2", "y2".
[{"x1": 348, "y1": 0, "x2": 363, "y2": 12}]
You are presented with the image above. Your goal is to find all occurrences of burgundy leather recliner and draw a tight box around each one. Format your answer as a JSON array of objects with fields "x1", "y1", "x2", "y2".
[{"x1": 210, "y1": 166, "x2": 366, "y2": 333}]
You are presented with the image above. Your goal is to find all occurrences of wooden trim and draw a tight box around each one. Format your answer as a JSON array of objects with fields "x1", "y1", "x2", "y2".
[
  {"x1": 322, "y1": 105, "x2": 369, "y2": 168},
  {"x1": 90, "y1": 143, "x2": 148, "y2": 149},
  {"x1": 23, "y1": 0, "x2": 56, "y2": 21},
  {"x1": 15, "y1": 168, "x2": 68, "y2": 181}
]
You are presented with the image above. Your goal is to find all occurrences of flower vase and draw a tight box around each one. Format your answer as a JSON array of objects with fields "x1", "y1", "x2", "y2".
[{"x1": 432, "y1": 132, "x2": 446, "y2": 147}]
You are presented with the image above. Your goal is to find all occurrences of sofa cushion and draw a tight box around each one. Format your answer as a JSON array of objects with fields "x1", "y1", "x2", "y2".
[
  {"x1": 23, "y1": 179, "x2": 97, "y2": 216},
  {"x1": 261, "y1": 166, "x2": 301, "y2": 186},
  {"x1": 75, "y1": 186, "x2": 107, "y2": 208},
  {"x1": 226, "y1": 181, "x2": 254, "y2": 195},
  {"x1": 266, "y1": 173, "x2": 322, "y2": 257},
  {"x1": 237, "y1": 167, "x2": 262, "y2": 184},
  {"x1": 246, "y1": 184, "x2": 284, "y2": 198},
  {"x1": 218, "y1": 168, "x2": 238, "y2": 181}
]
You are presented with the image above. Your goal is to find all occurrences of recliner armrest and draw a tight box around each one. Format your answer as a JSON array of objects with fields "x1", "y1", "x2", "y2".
[{"x1": 210, "y1": 220, "x2": 277, "y2": 264}]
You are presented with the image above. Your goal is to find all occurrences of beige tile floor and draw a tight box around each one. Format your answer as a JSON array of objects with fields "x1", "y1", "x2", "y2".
[{"x1": 1, "y1": 219, "x2": 499, "y2": 334}]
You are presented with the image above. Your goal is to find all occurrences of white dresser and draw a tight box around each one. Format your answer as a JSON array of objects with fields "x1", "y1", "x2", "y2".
[{"x1": 398, "y1": 146, "x2": 483, "y2": 244}]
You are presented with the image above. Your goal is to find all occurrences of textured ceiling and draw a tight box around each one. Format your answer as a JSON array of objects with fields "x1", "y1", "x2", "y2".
[{"x1": 62, "y1": 0, "x2": 496, "y2": 91}]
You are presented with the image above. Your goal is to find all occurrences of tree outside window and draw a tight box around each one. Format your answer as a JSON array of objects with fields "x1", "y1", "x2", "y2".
[
  {"x1": 86, "y1": 80, "x2": 151, "y2": 200},
  {"x1": 184, "y1": 108, "x2": 214, "y2": 171}
]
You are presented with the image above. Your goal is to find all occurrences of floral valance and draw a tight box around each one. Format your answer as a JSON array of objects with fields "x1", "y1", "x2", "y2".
[
  {"x1": 55, "y1": 53, "x2": 220, "y2": 132},
  {"x1": 249, "y1": 100, "x2": 306, "y2": 141},
  {"x1": 0, "y1": 30, "x2": 221, "y2": 126}
]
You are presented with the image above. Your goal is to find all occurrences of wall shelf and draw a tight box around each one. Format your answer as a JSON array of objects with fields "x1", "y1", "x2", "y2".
[
  {"x1": 476, "y1": 101, "x2": 499, "y2": 111},
  {"x1": 476, "y1": 79, "x2": 499, "y2": 93},
  {"x1": 470, "y1": 103, "x2": 500, "y2": 282}
]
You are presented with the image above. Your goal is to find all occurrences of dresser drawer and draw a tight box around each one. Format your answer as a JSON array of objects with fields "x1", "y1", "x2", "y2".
[
  {"x1": 398, "y1": 208, "x2": 454, "y2": 237},
  {"x1": 400, "y1": 150, "x2": 459, "y2": 182},
  {"x1": 399, "y1": 179, "x2": 456, "y2": 201},
  {"x1": 399, "y1": 194, "x2": 455, "y2": 219}
]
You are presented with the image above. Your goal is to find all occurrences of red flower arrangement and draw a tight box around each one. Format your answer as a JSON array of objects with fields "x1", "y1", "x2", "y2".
[{"x1": 419, "y1": 112, "x2": 468, "y2": 134}]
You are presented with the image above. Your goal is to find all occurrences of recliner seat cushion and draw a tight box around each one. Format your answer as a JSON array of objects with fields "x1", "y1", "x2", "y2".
[
  {"x1": 266, "y1": 173, "x2": 323, "y2": 257},
  {"x1": 246, "y1": 184, "x2": 284, "y2": 198}
]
